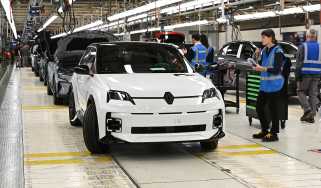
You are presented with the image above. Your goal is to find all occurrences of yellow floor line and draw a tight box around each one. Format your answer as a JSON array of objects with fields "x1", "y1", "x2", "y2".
[
  {"x1": 25, "y1": 159, "x2": 84, "y2": 166},
  {"x1": 22, "y1": 105, "x2": 67, "y2": 111},
  {"x1": 219, "y1": 144, "x2": 262, "y2": 149},
  {"x1": 25, "y1": 151, "x2": 91, "y2": 158},
  {"x1": 221, "y1": 150, "x2": 276, "y2": 156}
]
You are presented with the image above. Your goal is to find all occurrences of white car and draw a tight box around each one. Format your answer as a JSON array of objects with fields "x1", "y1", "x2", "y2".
[{"x1": 69, "y1": 42, "x2": 225, "y2": 154}]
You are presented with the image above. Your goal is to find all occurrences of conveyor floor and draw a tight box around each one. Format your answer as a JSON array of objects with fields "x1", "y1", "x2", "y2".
[{"x1": 2, "y1": 67, "x2": 321, "y2": 188}]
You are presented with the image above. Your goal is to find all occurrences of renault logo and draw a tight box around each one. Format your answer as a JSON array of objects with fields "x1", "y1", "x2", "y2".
[{"x1": 164, "y1": 92, "x2": 174, "y2": 105}]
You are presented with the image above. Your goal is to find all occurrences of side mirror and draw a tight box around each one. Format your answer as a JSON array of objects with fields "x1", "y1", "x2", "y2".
[{"x1": 74, "y1": 65, "x2": 90, "y2": 75}]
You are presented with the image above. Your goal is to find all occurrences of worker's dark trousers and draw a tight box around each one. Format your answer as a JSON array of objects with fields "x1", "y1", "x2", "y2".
[{"x1": 256, "y1": 91, "x2": 281, "y2": 134}]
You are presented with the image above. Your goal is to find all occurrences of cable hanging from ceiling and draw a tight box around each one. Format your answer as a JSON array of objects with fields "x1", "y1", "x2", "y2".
[{"x1": 56, "y1": 0, "x2": 76, "y2": 33}]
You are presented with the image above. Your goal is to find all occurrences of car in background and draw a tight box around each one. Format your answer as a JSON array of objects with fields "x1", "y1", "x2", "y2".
[
  {"x1": 31, "y1": 44, "x2": 41, "y2": 76},
  {"x1": 69, "y1": 42, "x2": 225, "y2": 153},
  {"x1": 47, "y1": 31, "x2": 117, "y2": 105},
  {"x1": 39, "y1": 38, "x2": 59, "y2": 85},
  {"x1": 215, "y1": 41, "x2": 298, "y2": 96}
]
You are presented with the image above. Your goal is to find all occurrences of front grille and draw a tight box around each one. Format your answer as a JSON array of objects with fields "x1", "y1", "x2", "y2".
[{"x1": 131, "y1": 124, "x2": 206, "y2": 134}]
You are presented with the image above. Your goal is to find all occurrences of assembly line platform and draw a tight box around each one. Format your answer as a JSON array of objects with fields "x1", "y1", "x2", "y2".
[{"x1": 2, "y1": 67, "x2": 321, "y2": 188}]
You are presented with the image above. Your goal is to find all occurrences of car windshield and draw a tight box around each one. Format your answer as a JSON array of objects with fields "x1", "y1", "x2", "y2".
[{"x1": 97, "y1": 43, "x2": 189, "y2": 74}]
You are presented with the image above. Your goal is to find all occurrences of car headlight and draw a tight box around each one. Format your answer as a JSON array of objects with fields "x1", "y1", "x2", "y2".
[
  {"x1": 202, "y1": 88, "x2": 218, "y2": 103},
  {"x1": 107, "y1": 90, "x2": 135, "y2": 105}
]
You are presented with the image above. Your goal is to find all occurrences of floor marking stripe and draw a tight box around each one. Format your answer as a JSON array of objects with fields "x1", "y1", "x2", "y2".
[
  {"x1": 25, "y1": 157, "x2": 113, "y2": 166},
  {"x1": 219, "y1": 144, "x2": 262, "y2": 149},
  {"x1": 22, "y1": 105, "x2": 67, "y2": 111},
  {"x1": 25, "y1": 159, "x2": 84, "y2": 166},
  {"x1": 221, "y1": 150, "x2": 276, "y2": 156},
  {"x1": 25, "y1": 151, "x2": 91, "y2": 158}
]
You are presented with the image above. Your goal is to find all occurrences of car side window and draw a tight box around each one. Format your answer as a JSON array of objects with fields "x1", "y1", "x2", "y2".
[
  {"x1": 88, "y1": 48, "x2": 97, "y2": 74},
  {"x1": 79, "y1": 48, "x2": 91, "y2": 65},
  {"x1": 221, "y1": 43, "x2": 240, "y2": 57},
  {"x1": 241, "y1": 44, "x2": 255, "y2": 59}
]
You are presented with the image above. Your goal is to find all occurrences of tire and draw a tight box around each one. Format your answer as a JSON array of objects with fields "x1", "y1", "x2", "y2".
[
  {"x1": 53, "y1": 81, "x2": 63, "y2": 105},
  {"x1": 200, "y1": 140, "x2": 218, "y2": 151},
  {"x1": 69, "y1": 92, "x2": 82, "y2": 127},
  {"x1": 83, "y1": 104, "x2": 109, "y2": 154},
  {"x1": 54, "y1": 94, "x2": 63, "y2": 105}
]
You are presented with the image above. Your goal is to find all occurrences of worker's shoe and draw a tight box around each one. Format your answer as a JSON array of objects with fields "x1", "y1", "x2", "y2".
[
  {"x1": 300, "y1": 110, "x2": 311, "y2": 121},
  {"x1": 302, "y1": 112, "x2": 315, "y2": 123},
  {"x1": 252, "y1": 131, "x2": 268, "y2": 139},
  {"x1": 262, "y1": 133, "x2": 279, "y2": 142},
  {"x1": 303, "y1": 117, "x2": 315, "y2": 124}
]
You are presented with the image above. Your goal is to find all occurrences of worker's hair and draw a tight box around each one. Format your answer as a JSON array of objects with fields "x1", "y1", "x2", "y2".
[
  {"x1": 261, "y1": 29, "x2": 277, "y2": 44},
  {"x1": 200, "y1": 34, "x2": 209, "y2": 48},
  {"x1": 192, "y1": 34, "x2": 201, "y2": 41},
  {"x1": 307, "y1": 29, "x2": 318, "y2": 39}
]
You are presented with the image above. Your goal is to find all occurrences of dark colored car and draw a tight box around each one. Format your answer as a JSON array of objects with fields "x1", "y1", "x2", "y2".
[
  {"x1": 39, "y1": 38, "x2": 59, "y2": 85},
  {"x1": 215, "y1": 41, "x2": 298, "y2": 96},
  {"x1": 47, "y1": 31, "x2": 117, "y2": 105},
  {"x1": 31, "y1": 44, "x2": 40, "y2": 75}
]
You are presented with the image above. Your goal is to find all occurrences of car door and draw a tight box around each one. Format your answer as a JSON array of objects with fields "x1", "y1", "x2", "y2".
[{"x1": 76, "y1": 47, "x2": 97, "y2": 110}]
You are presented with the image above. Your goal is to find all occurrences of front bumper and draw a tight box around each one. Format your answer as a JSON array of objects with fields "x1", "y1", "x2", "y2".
[{"x1": 104, "y1": 109, "x2": 225, "y2": 143}]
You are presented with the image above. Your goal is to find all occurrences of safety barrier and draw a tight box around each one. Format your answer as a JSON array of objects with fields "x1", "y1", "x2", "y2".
[{"x1": 0, "y1": 60, "x2": 13, "y2": 107}]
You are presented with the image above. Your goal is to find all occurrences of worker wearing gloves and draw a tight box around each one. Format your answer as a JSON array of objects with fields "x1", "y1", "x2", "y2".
[
  {"x1": 187, "y1": 34, "x2": 208, "y2": 75},
  {"x1": 252, "y1": 29, "x2": 285, "y2": 142},
  {"x1": 296, "y1": 29, "x2": 321, "y2": 123}
]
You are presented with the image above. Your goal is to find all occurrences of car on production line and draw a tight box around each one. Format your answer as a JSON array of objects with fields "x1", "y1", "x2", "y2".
[
  {"x1": 38, "y1": 38, "x2": 59, "y2": 86},
  {"x1": 215, "y1": 41, "x2": 298, "y2": 95},
  {"x1": 47, "y1": 31, "x2": 117, "y2": 105},
  {"x1": 31, "y1": 44, "x2": 41, "y2": 75},
  {"x1": 69, "y1": 42, "x2": 225, "y2": 154}
]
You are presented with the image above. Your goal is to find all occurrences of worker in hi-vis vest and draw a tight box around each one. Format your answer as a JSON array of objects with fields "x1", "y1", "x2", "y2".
[
  {"x1": 252, "y1": 29, "x2": 285, "y2": 142},
  {"x1": 296, "y1": 29, "x2": 321, "y2": 124},
  {"x1": 187, "y1": 34, "x2": 208, "y2": 75}
]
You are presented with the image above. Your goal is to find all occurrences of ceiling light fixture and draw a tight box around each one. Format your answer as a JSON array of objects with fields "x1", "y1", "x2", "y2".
[{"x1": 37, "y1": 15, "x2": 58, "y2": 32}]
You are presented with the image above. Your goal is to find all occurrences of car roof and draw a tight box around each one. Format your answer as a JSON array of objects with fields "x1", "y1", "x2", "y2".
[{"x1": 90, "y1": 41, "x2": 177, "y2": 48}]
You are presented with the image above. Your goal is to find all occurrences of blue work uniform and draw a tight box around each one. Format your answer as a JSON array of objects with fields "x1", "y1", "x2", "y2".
[
  {"x1": 301, "y1": 41, "x2": 321, "y2": 75},
  {"x1": 260, "y1": 46, "x2": 285, "y2": 93},
  {"x1": 191, "y1": 43, "x2": 208, "y2": 76}
]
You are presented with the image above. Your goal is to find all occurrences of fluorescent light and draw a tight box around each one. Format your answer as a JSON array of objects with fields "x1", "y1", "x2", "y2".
[
  {"x1": 303, "y1": 4, "x2": 320, "y2": 12},
  {"x1": 216, "y1": 17, "x2": 227, "y2": 23},
  {"x1": 278, "y1": 7, "x2": 303, "y2": 15},
  {"x1": 161, "y1": 0, "x2": 226, "y2": 15},
  {"x1": 37, "y1": 15, "x2": 58, "y2": 32},
  {"x1": 108, "y1": 0, "x2": 182, "y2": 21},
  {"x1": 51, "y1": 32, "x2": 69, "y2": 39},
  {"x1": 1, "y1": 0, "x2": 17, "y2": 39},
  {"x1": 73, "y1": 20, "x2": 103, "y2": 32},
  {"x1": 165, "y1": 20, "x2": 209, "y2": 30}
]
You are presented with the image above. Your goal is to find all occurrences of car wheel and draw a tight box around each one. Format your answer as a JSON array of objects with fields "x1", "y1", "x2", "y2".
[
  {"x1": 54, "y1": 94, "x2": 63, "y2": 105},
  {"x1": 83, "y1": 103, "x2": 109, "y2": 154},
  {"x1": 53, "y1": 81, "x2": 63, "y2": 105},
  {"x1": 47, "y1": 84, "x2": 53, "y2": 95},
  {"x1": 200, "y1": 140, "x2": 218, "y2": 151},
  {"x1": 69, "y1": 92, "x2": 82, "y2": 127}
]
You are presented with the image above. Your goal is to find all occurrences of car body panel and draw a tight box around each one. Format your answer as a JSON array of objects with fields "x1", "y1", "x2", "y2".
[{"x1": 47, "y1": 31, "x2": 117, "y2": 100}]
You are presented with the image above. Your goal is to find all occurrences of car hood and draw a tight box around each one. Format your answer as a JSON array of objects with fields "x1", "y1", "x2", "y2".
[{"x1": 96, "y1": 73, "x2": 213, "y2": 97}]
